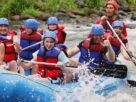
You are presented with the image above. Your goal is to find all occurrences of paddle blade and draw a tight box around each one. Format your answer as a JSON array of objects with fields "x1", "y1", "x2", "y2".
[{"x1": 89, "y1": 64, "x2": 127, "y2": 79}]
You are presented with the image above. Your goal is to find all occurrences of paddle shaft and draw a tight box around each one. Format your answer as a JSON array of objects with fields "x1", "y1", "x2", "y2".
[
  {"x1": 21, "y1": 41, "x2": 43, "y2": 51},
  {"x1": 24, "y1": 60, "x2": 58, "y2": 66},
  {"x1": 23, "y1": 60, "x2": 78, "y2": 68},
  {"x1": 106, "y1": 20, "x2": 136, "y2": 66}
]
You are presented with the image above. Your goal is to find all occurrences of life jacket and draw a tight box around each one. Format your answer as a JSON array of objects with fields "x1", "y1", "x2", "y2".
[
  {"x1": 37, "y1": 47, "x2": 63, "y2": 78},
  {"x1": 0, "y1": 30, "x2": 17, "y2": 43},
  {"x1": 56, "y1": 44, "x2": 68, "y2": 56},
  {"x1": 79, "y1": 39, "x2": 106, "y2": 68},
  {"x1": 108, "y1": 36, "x2": 121, "y2": 57},
  {"x1": 56, "y1": 26, "x2": 66, "y2": 44},
  {"x1": 107, "y1": 35, "x2": 128, "y2": 57},
  {"x1": 96, "y1": 18, "x2": 127, "y2": 37},
  {"x1": 0, "y1": 31, "x2": 17, "y2": 62},
  {"x1": 20, "y1": 31, "x2": 42, "y2": 60},
  {"x1": 2, "y1": 40, "x2": 17, "y2": 62},
  {"x1": 7, "y1": 30, "x2": 17, "y2": 40}
]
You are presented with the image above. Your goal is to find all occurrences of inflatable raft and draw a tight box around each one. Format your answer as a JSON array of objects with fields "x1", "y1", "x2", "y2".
[{"x1": 0, "y1": 70, "x2": 127, "y2": 102}]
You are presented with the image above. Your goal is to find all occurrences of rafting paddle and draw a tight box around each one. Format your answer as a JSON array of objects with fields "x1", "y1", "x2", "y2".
[
  {"x1": 106, "y1": 20, "x2": 136, "y2": 66},
  {"x1": 24, "y1": 60, "x2": 127, "y2": 79}
]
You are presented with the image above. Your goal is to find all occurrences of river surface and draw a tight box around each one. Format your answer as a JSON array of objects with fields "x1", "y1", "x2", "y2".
[{"x1": 12, "y1": 19, "x2": 136, "y2": 102}]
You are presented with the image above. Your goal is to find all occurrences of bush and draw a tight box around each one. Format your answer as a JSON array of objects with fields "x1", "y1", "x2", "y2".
[
  {"x1": 43, "y1": 0, "x2": 79, "y2": 12},
  {"x1": 127, "y1": 0, "x2": 136, "y2": 7},
  {"x1": 22, "y1": 7, "x2": 43, "y2": 17},
  {"x1": 84, "y1": 0, "x2": 106, "y2": 9},
  {"x1": 0, "y1": 0, "x2": 35, "y2": 17}
]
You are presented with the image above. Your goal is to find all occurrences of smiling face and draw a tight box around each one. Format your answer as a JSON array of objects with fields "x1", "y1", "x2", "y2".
[
  {"x1": 105, "y1": 4, "x2": 115, "y2": 17},
  {"x1": 92, "y1": 34, "x2": 104, "y2": 44},
  {"x1": 0, "y1": 25, "x2": 9, "y2": 36},
  {"x1": 48, "y1": 24, "x2": 57, "y2": 31},
  {"x1": 113, "y1": 26, "x2": 122, "y2": 36},
  {"x1": 43, "y1": 37, "x2": 56, "y2": 50}
]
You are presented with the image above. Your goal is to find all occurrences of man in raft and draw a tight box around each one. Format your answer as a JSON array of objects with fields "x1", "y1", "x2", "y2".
[
  {"x1": 67, "y1": 24, "x2": 127, "y2": 78},
  {"x1": 95, "y1": 0, "x2": 127, "y2": 38},
  {"x1": 0, "y1": 18, "x2": 20, "y2": 71}
]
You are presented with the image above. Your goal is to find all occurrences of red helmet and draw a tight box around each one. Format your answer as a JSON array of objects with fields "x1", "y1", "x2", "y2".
[{"x1": 105, "y1": 0, "x2": 119, "y2": 14}]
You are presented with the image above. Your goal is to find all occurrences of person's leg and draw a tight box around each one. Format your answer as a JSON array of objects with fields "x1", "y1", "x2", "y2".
[
  {"x1": 18, "y1": 66, "x2": 25, "y2": 75},
  {"x1": 9, "y1": 60, "x2": 17, "y2": 72},
  {"x1": 31, "y1": 64, "x2": 38, "y2": 74}
]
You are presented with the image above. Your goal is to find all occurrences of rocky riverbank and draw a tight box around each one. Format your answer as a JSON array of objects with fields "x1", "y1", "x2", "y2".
[{"x1": 10, "y1": 0, "x2": 136, "y2": 29}]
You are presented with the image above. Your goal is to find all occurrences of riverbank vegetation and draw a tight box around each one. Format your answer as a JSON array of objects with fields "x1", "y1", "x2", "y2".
[{"x1": 0, "y1": 0, "x2": 136, "y2": 19}]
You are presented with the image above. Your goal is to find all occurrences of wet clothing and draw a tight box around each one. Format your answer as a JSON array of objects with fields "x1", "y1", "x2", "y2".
[
  {"x1": 77, "y1": 39, "x2": 107, "y2": 69},
  {"x1": 0, "y1": 30, "x2": 17, "y2": 62},
  {"x1": 96, "y1": 18, "x2": 127, "y2": 37},
  {"x1": 37, "y1": 47, "x2": 64, "y2": 78},
  {"x1": 20, "y1": 31, "x2": 42, "y2": 60},
  {"x1": 49, "y1": 26, "x2": 66, "y2": 44},
  {"x1": 2, "y1": 40, "x2": 17, "y2": 62},
  {"x1": 107, "y1": 35, "x2": 128, "y2": 57}
]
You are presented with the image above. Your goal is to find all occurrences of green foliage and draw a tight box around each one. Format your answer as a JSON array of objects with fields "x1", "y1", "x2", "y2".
[
  {"x1": 43, "y1": 0, "x2": 78, "y2": 12},
  {"x1": 0, "y1": 0, "x2": 135, "y2": 18},
  {"x1": 0, "y1": 0, "x2": 35, "y2": 17},
  {"x1": 22, "y1": 7, "x2": 43, "y2": 17},
  {"x1": 127, "y1": 0, "x2": 136, "y2": 7},
  {"x1": 84, "y1": 0, "x2": 106, "y2": 9}
]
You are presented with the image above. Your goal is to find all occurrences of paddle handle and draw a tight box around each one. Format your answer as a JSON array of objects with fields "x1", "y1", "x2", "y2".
[{"x1": 106, "y1": 20, "x2": 136, "y2": 66}]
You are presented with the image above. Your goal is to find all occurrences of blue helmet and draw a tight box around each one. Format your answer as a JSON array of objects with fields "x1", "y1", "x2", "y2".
[
  {"x1": 91, "y1": 24, "x2": 104, "y2": 35},
  {"x1": 112, "y1": 20, "x2": 123, "y2": 28},
  {"x1": 47, "y1": 17, "x2": 59, "y2": 25},
  {"x1": 0, "y1": 18, "x2": 9, "y2": 26},
  {"x1": 43, "y1": 31, "x2": 57, "y2": 41},
  {"x1": 23, "y1": 19, "x2": 39, "y2": 29}
]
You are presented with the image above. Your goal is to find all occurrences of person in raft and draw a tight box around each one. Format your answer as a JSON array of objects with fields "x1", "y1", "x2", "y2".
[
  {"x1": 18, "y1": 31, "x2": 77, "y2": 84},
  {"x1": 46, "y1": 16, "x2": 67, "y2": 44},
  {"x1": 19, "y1": 19, "x2": 42, "y2": 75},
  {"x1": 0, "y1": 18, "x2": 20, "y2": 71},
  {"x1": 67, "y1": 24, "x2": 128, "y2": 78},
  {"x1": 105, "y1": 20, "x2": 136, "y2": 62},
  {"x1": 93, "y1": 0, "x2": 127, "y2": 38}
]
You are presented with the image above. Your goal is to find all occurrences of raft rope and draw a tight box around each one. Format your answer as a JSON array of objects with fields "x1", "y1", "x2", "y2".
[{"x1": 0, "y1": 71, "x2": 61, "y2": 93}]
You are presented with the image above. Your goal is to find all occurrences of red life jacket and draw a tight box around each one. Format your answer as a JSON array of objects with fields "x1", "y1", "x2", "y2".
[
  {"x1": 7, "y1": 30, "x2": 17, "y2": 40},
  {"x1": 56, "y1": 26, "x2": 66, "y2": 44},
  {"x1": 2, "y1": 40, "x2": 17, "y2": 62},
  {"x1": 96, "y1": 18, "x2": 127, "y2": 37},
  {"x1": 106, "y1": 34, "x2": 128, "y2": 57},
  {"x1": 82, "y1": 39, "x2": 105, "y2": 52},
  {"x1": 0, "y1": 31, "x2": 17, "y2": 62},
  {"x1": 105, "y1": 33, "x2": 128, "y2": 48},
  {"x1": 79, "y1": 39, "x2": 106, "y2": 68},
  {"x1": 37, "y1": 47, "x2": 63, "y2": 78}
]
